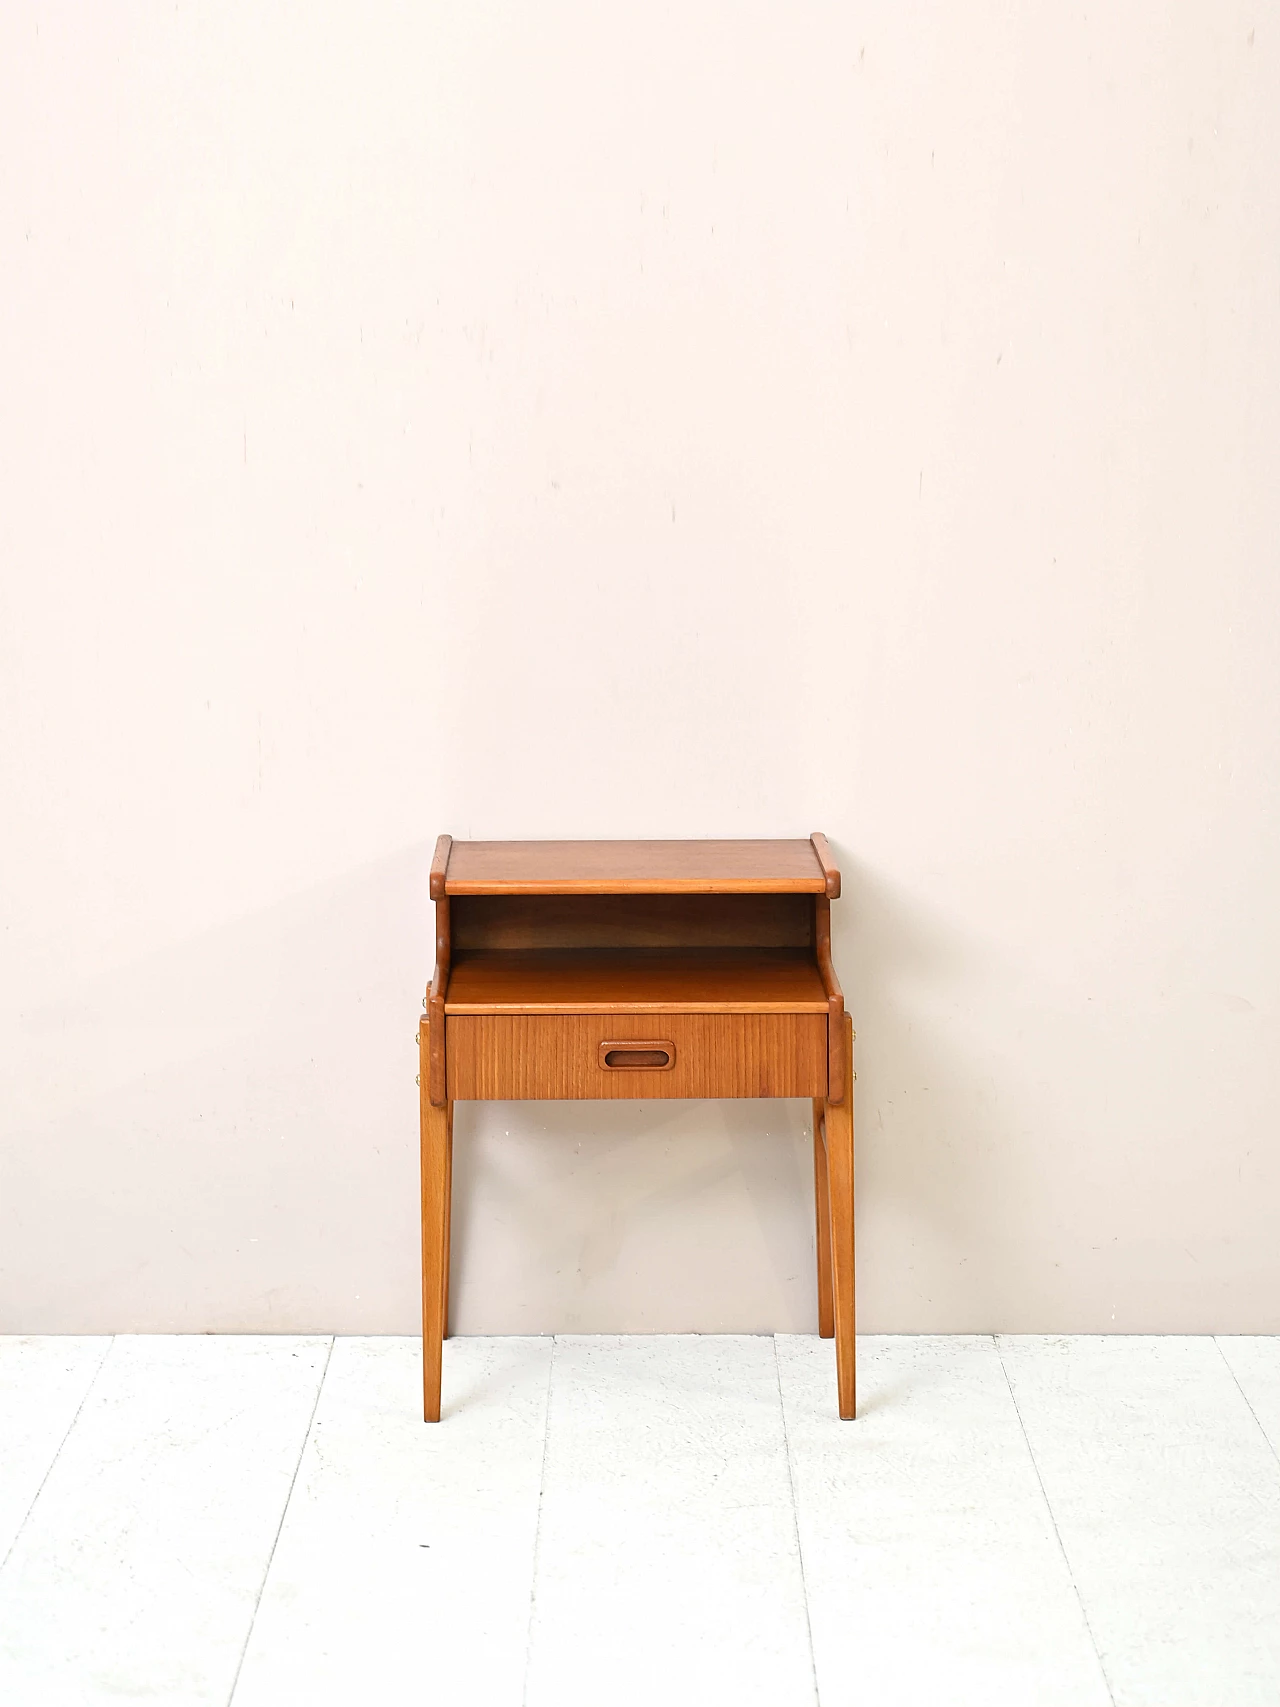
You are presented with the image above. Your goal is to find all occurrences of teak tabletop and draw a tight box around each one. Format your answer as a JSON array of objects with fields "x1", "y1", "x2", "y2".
[
  {"x1": 417, "y1": 834, "x2": 855, "y2": 1423},
  {"x1": 433, "y1": 835, "x2": 841, "y2": 897}
]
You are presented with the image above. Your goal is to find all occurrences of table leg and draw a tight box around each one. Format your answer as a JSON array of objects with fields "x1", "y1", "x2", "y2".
[
  {"x1": 420, "y1": 1016, "x2": 450, "y2": 1422},
  {"x1": 825, "y1": 1014, "x2": 856, "y2": 1419},
  {"x1": 441, "y1": 1099, "x2": 454, "y2": 1342},
  {"x1": 812, "y1": 1098, "x2": 834, "y2": 1338}
]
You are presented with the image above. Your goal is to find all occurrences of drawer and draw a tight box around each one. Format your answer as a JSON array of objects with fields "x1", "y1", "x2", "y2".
[{"x1": 447, "y1": 1011, "x2": 828, "y2": 1100}]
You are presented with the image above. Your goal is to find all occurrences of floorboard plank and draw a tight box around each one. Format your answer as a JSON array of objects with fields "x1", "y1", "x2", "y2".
[
  {"x1": 999, "y1": 1335, "x2": 1280, "y2": 1707},
  {"x1": 1217, "y1": 1337, "x2": 1280, "y2": 1464},
  {"x1": 777, "y1": 1334, "x2": 1110, "y2": 1707},
  {"x1": 0, "y1": 1335, "x2": 330, "y2": 1707},
  {"x1": 0, "y1": 1337, "x2": 110, "y2": 1564},
  {"x1": 231, "y1": 1336, "x2": 553, "y2": 1707},
  {"x1": 524, "y1": 1334, "x2": 815, "y2": 1707}
]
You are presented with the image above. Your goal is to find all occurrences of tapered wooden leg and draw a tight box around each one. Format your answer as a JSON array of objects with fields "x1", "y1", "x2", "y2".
[
  {"x1": 420, "y1": 1016, "x2": 450, "y2": 1423},
  {"x1": 812, "y1": 1098, "x2": 834, "y2": 1338},
  {"x1": 825, "y1": 1014, "x2": 856, "y2": 1419}
]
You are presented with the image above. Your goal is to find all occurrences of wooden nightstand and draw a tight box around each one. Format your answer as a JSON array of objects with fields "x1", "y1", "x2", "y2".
[{"x1": 417, "y1": 835, "x2": 855, "y2": 1421}]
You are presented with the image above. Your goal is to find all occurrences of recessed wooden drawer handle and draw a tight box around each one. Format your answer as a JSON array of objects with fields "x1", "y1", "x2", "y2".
[{"x1": 599, "y1": 1041, "x2": 676, "y2": 1071}]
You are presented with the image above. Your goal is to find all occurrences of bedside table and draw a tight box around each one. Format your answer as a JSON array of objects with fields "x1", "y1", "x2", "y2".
[{"x1": 417, "y1": 835, "x2": 855, "y2": 1421}]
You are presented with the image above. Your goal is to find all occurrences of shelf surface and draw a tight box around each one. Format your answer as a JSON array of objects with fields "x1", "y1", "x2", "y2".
[
  {"x1": 443, "y1": 839, "x2": 830, "y2": 896},
  {"x1": 443, "y1": 948, "x2": 830, "y2": 1014}
]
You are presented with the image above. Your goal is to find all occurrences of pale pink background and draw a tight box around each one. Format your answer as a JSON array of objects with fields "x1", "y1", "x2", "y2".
[{"x1": 2, "y1": 3, "x2": 1277, "y2": 1332}]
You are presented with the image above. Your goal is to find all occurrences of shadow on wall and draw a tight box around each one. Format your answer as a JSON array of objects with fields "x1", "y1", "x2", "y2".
[
  {"x1": 837, "y1": 852, "x2": 1042, "y2": 1331},
  {"x1": 448, "y1": 1095, "x2": 816, "y2": 1335}
]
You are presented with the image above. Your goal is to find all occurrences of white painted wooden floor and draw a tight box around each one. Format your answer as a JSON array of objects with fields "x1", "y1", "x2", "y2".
[{"x1": 2, "y1": 1336, "x2": 1279, "y2": 1706}]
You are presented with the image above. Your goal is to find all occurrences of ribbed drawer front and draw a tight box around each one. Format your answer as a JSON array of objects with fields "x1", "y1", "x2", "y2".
[{"x1": 447, "y1": 1012, "x2": 827, "y2": 1100}]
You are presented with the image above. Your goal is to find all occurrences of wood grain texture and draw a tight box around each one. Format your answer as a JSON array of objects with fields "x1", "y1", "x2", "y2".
[
  {"x1": 814, "y1": 897, "x2": 846, "y2": 1104},
  {"x1": 826, "y1": 1013, "x2": 856, "y2": 1419},
  {"x1": 447, "y1": 1012, "x2": 828, "y2": 1101},
  {"x1": 419, "y1": 1019, "x2": 451, "y2": 1422},
  {"x1": 809, "y1": 832, "x2": 841, "y2": 899},
  {"x1": 445, "y1": 947, "x2": 829, "y2": 1014},
  {"x1": 813, "y1": 1098, "x2": 834, "y2": 1339},
  {"x1": 452, "y1": 892, "x2": 812, "y2": 951},
  {"x1": 428, "y1": 898, "x2": 450, "y2": 1106},
  {"x1": 429, "y1": 834, "x2": 453, "y2": 901},
  {"x1": 444, "y1": 839, "x2": 828, "y2": 895}
]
